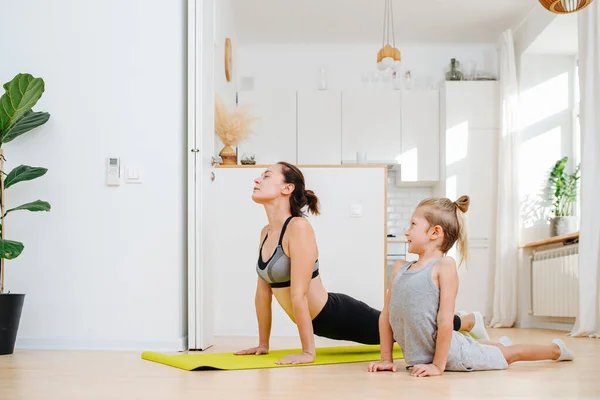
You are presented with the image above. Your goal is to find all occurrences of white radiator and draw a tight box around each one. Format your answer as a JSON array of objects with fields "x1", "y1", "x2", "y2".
[{"x1": 531, "y1": 244, "x2": 579, "y2": 318}]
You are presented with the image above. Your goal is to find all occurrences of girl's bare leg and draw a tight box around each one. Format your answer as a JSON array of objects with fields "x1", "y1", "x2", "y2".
[
  {"x1": 500, "y1": 339, "x2": 573, "y2": 365},
  {"x1": 477, "y1": 336, "x2": 512, "y2": 348},
  {"x1": 459, "y1": 313, "x2": 475, "y2": 331}
]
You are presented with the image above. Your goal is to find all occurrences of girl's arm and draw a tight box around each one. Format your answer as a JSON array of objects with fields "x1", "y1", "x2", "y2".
[
  {"x1": 379, "y1": 262, "x2": 405, "y2": 361},
  {"x1": 432, "y1": 257, "x2": 459, "y2": 372},
  {"x1": 279, "y1": 218, "x2": 318, "y2": 364},
  {"x1": 368, "y1": 260, "x2": 406, "y2": 372}
]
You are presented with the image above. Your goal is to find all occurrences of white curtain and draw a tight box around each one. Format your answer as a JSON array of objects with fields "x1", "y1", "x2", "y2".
[
  {"x1": 571, "y1": 1, "x2": 600, "y2": 339},
  {"x1": 489, "y1": 29, "x2": 520, "y2": 328}
]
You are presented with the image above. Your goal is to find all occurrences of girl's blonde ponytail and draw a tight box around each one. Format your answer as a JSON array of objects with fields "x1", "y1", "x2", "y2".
[{"x1": 454, "y1": 195, "x2": 470, "y2": 267}]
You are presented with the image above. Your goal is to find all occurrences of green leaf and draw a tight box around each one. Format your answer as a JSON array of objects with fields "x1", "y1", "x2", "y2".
[
  {"x1": 546, "y1": 157, "x2": 581, "y2": 217},
  {"x1": 2, "y1": 110, "x2": 50, "y2": 143},
  {"x1": 0, "y1": 73, "x2": 45, "y2": 132},
  {"x1": 4, "y1": 165, "x2": 48, "y2": 189},
  {"x1": 5, "y1": 200, "x2": 51, "y2": 215},
  {"x1": 0, "y1": 239, "x2": 24, "y2": 260}
]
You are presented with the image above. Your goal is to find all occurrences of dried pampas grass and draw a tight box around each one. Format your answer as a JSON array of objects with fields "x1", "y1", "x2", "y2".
[{"x1": 215, "y1": 95, "x2": 258, "y2": 146}]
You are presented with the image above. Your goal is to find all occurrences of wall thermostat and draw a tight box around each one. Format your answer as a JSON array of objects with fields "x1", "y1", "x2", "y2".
[{"x1": 106, "y1": 157, "x2": 121, "y2": 186}]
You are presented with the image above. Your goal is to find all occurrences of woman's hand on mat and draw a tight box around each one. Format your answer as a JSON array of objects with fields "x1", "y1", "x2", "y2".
[
  {"x1": 367, "y1": 360, "x2": 397, "y2": 372},
  {"x1": 410, "y1": 363, "x2": 442, "y2": 378},
  {"x1": 275, "y1": 352, "x2": 315, "y2": 365},
  {"x1": 234, "y1": 345, "x2": 269, "y2": 356}
]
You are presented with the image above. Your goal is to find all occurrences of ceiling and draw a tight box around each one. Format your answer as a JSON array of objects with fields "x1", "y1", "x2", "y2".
[
  {"x1": 231, "y1": 0, "x2": 539, "y2": 44},
  {"x1": 526, "y1": 13, "x2": 578, "y2": 55}
]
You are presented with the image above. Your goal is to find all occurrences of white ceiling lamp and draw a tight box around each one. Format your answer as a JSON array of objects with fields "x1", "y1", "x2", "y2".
[
  {"x1": 377, "y1": 0, "x2": 401, "y2": 72},
  {"x1": 539, "y1": 0, "x2": 594, "y2": 13}
]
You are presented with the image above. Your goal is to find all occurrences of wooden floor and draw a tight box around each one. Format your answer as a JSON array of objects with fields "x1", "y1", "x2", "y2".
[{"x1": 1, "y1": 329, "x2": 599, "y2": 400}]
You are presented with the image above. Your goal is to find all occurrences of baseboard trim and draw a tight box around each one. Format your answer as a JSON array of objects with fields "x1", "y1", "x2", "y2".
[
  {"x1": 514, "y1": 320, "x2": 574, "y2": 332},
  {"x1": 15, "y1": 335, "x2": 188, "y2": 352}
]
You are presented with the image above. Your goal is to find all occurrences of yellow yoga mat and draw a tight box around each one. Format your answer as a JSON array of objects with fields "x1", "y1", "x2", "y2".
[{"x1": 142, "y1": 344, "x2": 403, "y2": 371}]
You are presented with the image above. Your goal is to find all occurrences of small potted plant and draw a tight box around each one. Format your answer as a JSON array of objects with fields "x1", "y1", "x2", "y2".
[
  {"x1": 0, "y1": 73, "x2": 51, "y2": 355},
  {"x1": 547, "y1": 156, "x2": 580, "y2": 237},
  {"x1": 214, "y1": 94, "x2": 257, "y2": 165}
]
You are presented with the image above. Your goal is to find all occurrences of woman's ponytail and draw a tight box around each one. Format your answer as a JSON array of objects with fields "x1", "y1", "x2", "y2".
[{"x1": 304, "y1": 189, "x2": 320, "y2": 216}]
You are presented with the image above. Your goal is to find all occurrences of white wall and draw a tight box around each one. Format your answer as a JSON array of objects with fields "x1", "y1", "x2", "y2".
[
  {"x1": 516, "y1": 53, "x2": 578, "y2": 330},
  {"x1": 513, "y1": 6, "x2": 556, "y2": 58},
  {"x1": 210, "y1": 167, "x2": 386, "y2": 337},
  {"x1": 237, "y1": 43, "x2": 498, "y2": 91},
  {"x1": 215, "y1": 0, "x2": 238, "y2": 104},
  {"x1": 0, "y1": 0, "x2": 187, "y2": 350},
  {"x1": 213, "y1": 0, "x2": 239, "y2": 155}
]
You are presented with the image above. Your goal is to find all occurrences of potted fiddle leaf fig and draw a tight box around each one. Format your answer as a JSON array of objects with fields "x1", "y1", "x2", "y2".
[
  {"x1": 547, "y1": 156, "x2": 580, "y2": 237},
  {"x1": 0, "y1": 73, "x2": 51, "y2": 355}
]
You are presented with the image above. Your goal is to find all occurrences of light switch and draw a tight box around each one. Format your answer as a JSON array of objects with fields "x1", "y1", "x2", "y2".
[
  {"x1": 125, "y1": 166, "x2": 142, "y2": 184},
  {"x1": 350, "y1": 204, "x2": 362, "y2": 218}
]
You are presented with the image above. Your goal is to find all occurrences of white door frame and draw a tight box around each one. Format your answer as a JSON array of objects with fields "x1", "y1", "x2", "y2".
[{"x1": 187, "y1": 0, "x2": 215, "y2": 351}]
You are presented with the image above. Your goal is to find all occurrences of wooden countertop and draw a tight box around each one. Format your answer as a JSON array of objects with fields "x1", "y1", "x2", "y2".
[{"x1": 518, "y1": 232, "x2": 579, "y2": 249}]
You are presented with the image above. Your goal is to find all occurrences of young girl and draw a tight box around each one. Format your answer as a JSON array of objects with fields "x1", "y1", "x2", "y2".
[{"x1": 368, "y1": 195, "x2": 574, "y2": 377}]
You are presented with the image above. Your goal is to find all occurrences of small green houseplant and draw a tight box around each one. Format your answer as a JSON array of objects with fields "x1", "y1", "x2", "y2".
[
  {"x1": 0, "y1": 73, "x2": 51, "y2": 355},
  {"x1": 547, "y1": 156, "x2": 580, "y2": 237}
]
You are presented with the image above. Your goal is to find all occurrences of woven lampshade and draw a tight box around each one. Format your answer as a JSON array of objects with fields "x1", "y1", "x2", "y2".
[
  {"x1": 377, "y1": 44, "x2": 395, "y2": 62},
  {"x1": 539, "y1": 0, "x2": 593, "y2": 13}
]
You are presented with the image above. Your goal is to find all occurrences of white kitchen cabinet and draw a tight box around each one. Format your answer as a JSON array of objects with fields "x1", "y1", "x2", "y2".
[
  {"x1": 341, "y1": 90, "x2": 402, "y2": 162},
  {"x1": 297, "y1": 90, "x2": 342, "y2": 164},
  {"x1": 440, "y1": 81, "x2": 499, "y2": 320},
  {"x1": 456, "y1": 244, "x2": 495, "y2": 318},
  {"x1": 400, "y1": 89, "x2": 440, "y2": 183},
  {"x1": 443, "y1": 82, "x2": 499, "y2": 241},
  {"x1": 236, "y1": 90, "x2": 297, "y2": 165},
  {"x1": 445, "y1": 128, "x2": 498, "y2": 319},
  {"x1": 467, "y1": 129, "x2": 498, "y2": 241},
  {"x1": 446, "y1": 128, "x2": 498, "y2": 241},
  {"x1": 444, "y1": 81, "x2": 500, "y2": 131}
]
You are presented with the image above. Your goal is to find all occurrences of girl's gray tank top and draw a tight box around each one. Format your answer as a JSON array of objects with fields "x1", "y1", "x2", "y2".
[{"x1": 388, "y1": 258, "x2": 442, "y2": 366}]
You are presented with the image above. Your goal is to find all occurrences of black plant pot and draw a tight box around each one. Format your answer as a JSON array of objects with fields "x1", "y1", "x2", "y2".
[{"x1": 0, "y1": 293, "x2": 25, "y2": 355}]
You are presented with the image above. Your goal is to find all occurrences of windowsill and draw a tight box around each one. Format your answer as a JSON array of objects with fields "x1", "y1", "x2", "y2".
[{"x1": 518, "y1": 232, "x2": 579, "y2": 249}]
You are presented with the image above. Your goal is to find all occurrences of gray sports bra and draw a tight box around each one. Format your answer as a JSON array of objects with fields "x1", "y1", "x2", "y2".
[{"x1": 256, "y1": 216, "x2": 320, "y2": 288}]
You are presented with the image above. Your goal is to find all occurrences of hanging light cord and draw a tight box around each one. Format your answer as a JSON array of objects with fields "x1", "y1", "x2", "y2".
[
  {"x1": 382, "y1": 0, "x2": 388, "y2": 48},
  {"x1": 381, "y1": 0, "x2": 396, "y2": 48},
  {"x1": 390, "y1": 0, "x2": 396, "y2": 48}
]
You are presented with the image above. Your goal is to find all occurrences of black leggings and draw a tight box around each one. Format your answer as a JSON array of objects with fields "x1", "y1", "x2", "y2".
[{"x1": 311, "y1": 292, "x2": 463, "y2": 345}]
